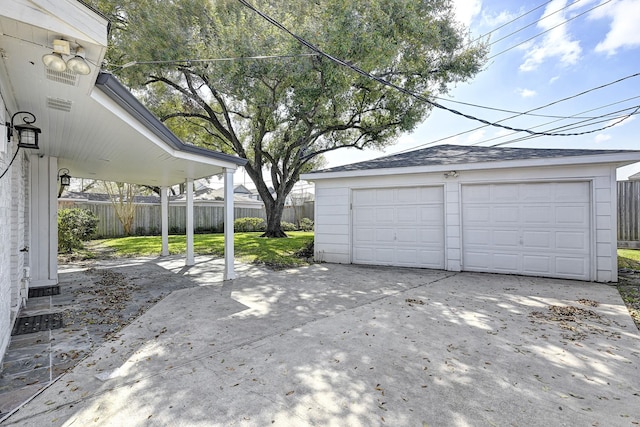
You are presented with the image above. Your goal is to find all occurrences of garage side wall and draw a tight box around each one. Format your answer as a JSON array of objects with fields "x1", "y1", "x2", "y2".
[{"x1": 311, "y1": 163, "x2": 619, "y2": 282}]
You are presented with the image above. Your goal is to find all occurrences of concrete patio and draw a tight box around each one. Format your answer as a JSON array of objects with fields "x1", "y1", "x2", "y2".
[{"x1": 2, "y1": 257, "x2": 639, "y2": 426}]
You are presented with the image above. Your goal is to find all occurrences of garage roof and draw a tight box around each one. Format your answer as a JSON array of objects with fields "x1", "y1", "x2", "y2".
[{"x1": 303, "y1": 144, "x2": 640, "y2": 179}]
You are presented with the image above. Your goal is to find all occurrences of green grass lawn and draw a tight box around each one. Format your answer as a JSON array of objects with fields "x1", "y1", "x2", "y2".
[
  {"x1": 95, "y1": 231, "x2": 314, "y2": 267},
  {"x1": 618, "y1": 248, "x2": 640, "y2": 270}
]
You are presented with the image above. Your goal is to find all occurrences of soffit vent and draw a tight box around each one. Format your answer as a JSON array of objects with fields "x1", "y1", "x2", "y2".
[
  {"x1": 46, "y1": 68, "x2": 78, "y2": 86},
  {"x1": 47, "y1": 97, "x2": 73, "y2": 112}
]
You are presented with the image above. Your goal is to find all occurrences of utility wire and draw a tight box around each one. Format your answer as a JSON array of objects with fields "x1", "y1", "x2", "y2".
[
  {"x1": 486, "y1": 0, "x2": 584, "y2": 48},
  {"x1": 466, "y1": 0, "x2": 554, "y2": 46},
  {"x1": 488, "y1": 0, "x2": 613, "y2": 60},
  {"x1": 395, "y1": 94, "x2": 640, "y2": 154},
  {"x1": 237, "y1": 0, "x2": 636, "y2": 138}
]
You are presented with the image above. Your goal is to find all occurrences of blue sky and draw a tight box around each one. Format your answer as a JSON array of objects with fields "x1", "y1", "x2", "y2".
[{"x1": 322, "y1": 0, "x2": 640, "y2": 180}]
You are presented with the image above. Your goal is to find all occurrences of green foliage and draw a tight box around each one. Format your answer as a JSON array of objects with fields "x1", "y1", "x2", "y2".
[
  {"x1": 280, "y1": 221, "x2": 297, "y2": 231},
  {"x1": 58, "y1": 208, "x2": 99, "y2": 253},
  {"x1": 298, "y1": 217, "x2": 314, "y2": 231},
  {"x1": 234, "y1": 217, "x2": 266, "y2": 232},
  {"x1": 88, "y1": 0, "x2": 487, "y2": 236}
]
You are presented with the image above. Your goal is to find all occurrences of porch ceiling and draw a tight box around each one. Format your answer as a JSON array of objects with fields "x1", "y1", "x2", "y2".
[{"x1": 0, "y1": 2, "x2": 245, "y2": 187}]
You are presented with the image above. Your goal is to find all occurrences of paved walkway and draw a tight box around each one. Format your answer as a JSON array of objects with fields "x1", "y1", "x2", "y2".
[{"x1": 2, "y1": 257, "x2": 640, "y2": 426}]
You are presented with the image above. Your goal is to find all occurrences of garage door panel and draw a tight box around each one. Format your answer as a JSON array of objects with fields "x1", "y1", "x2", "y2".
[
  {"x1": 556, "y1": 231, "x2": 588, "y2": 250},
  {"x1": 523, "y1": 206, "x2": 552, "y2": 224},
  {"x1": 522, "y1": 231, "x2": 551, "y2": 248},
  {"x1": 465, "y1": 229, "x2": 490, "y2": 245},
  {"x1": 464, "y1": 206, "x2": 491, "y2": 222},
  {"x1": 492, "y1": 184, "x2": 519, "y2": 201},
  {"x1": 376, "y1": 189, "x2": 395, "y2": 203},
  {"x1": 522, "y1": 255, "x2": 550, "y2": 273},
  {"x1": 462, "y1": 182, "x2": 591, "y2": 280},
  {"x1": 556, "y1": 206, "x2": 588, "y2": 225},
  {"x1": 494, "y1": 229, "x2": 519, "y2": 246},
  {"x1": 352, "y1": 186, "x2": 445, "y2": 269},
  {"x1": 493, "y1": 253, "x2": 520, "y2": 271},
  {"x1": 555, "y1": 257, "x2": 588, "y2": 277},
  {"x1": 555, "y1": 182, "x2": 590, "y2": 202},
  {"x1": 420, "y1": 206, "x2": 444, "y2": 223},
  {"x1": 397, "y1": 207, "x2": 418, "y2": 222},
  {"x1": 493, "y1": 206, "x2": 519, "y2": 223},
  {"x1": 376, "y1": 208, "x2": 394, "y2": 222}
]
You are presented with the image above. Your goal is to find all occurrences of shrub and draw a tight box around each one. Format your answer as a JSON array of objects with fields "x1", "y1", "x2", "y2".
[
  {"x1": 58, "y1": 208, "x2": 99, "y2": 253},
  {"x1": 234, "y1": 217, "x2": 266, "y2": 232},
  {"x1": 280, "y1": 221, "x2": 297, "y2": 231},
  {"x1": 298, "y1": 217, "x2": 314, "y2": 231}
]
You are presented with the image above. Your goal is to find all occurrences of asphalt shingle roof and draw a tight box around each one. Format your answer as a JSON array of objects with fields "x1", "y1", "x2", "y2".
[{"x1": 312, "y1": 144, "x2": 638, "y2": 173}]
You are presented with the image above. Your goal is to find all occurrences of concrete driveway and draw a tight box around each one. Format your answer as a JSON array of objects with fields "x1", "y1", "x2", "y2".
[{"x1": 4, "y1": 258, "x2": 640, "y2": 426}]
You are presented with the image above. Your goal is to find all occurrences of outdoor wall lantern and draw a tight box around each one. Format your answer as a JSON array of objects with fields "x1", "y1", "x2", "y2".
[
  {"x1": 58, "y1": 168, "x2": 71, "y2": 187},
  {"x1": 6, "y1": 111, "x2": 41, "y2": 150},
  {"x1": 42, "y1": 40, "x2": 91, "y2": 75}
]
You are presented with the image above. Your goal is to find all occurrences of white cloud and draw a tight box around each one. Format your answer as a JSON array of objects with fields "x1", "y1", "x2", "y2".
[
  {"x1": 481, "y1": 9, "x2": 517, "y2": 28},
  {"x1": 466, "y1": 129, "x2": 486, "y2": 143},
  {"x1": 453, "y1": 0, "x2": 482, "y2": 27},
  {"x1": 549, "y1": 75, "x2": 560, "y2": 84},
  {"x1": 594, "y1": 133, "x2": 612, "y2": 143},
  {"x1": 516, "y1": 88, "x2": 537, "y2": 98},
  {"x1": 519, "y1": 0, "x2": 582, "y2": 71},
  {"x1": 590, "y1": 0, "x2": 640, "y2": 55}
]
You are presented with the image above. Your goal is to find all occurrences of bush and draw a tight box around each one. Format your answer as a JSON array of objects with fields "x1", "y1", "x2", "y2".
[
  {"x1": 58, "y1": 208, "x2": 98, "y2": 253},
  {"x1": 280, "y1": 221, "x2": 297, "y2": 231},
  {"x1": 234, "y1": 217, "x2": 266, "y2": 232},
  {"x1": 298, "y1": 217, "x2": 314, "y2": 231}
]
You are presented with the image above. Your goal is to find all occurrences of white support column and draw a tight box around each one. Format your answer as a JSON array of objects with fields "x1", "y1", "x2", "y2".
[
  {"x1": 223, "y1": 168, "x2": 236, "y2": 280},
  {"x1": 186, "y1": 179, "x2": 194, "y2": 266},
  {"x1": 161, "y1": 186, "x2": 169, "y2": 256}
]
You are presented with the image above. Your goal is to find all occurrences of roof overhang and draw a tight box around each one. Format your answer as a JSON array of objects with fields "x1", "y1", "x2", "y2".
[
  {"x1": 302, "y1": 149, "x2": 640, "y2": 181},
  {"x1": 1, "y1": 1, "x2": 246, "y2": 187}
]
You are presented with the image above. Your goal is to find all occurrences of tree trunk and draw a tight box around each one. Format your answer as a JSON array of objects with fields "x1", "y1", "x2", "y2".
[{"x1": 262, "y1": 198, "x2": 287, "y2": 238}]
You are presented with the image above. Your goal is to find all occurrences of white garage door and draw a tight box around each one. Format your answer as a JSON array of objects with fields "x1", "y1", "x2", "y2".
[
  {"x1": 352, "y1": 187, "x2": 445, "y2": 268},
  {"x1": 462, "y1": 182, "x2": 591, "y2": 280}
]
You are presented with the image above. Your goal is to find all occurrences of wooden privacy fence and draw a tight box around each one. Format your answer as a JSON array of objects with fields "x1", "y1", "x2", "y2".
[
  {"x1": 59, "y1": 201, "x2": 314, "y2": 238},
  {"x1": 618, "y1": 181, "x2": 640, "y2": 248}
]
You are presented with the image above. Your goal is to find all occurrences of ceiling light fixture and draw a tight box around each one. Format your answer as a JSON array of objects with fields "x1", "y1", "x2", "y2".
[
  {"x1": 42, "y1": 39, "x2": 91, "y2": 75},
  {"x1": 58, "y1": 168, "x2": 71, "y2": 186}
]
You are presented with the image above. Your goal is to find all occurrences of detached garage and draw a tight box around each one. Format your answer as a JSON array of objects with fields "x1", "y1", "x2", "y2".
[{"x1": 301, "y1": 145, "x2": 640, "y2": 282}]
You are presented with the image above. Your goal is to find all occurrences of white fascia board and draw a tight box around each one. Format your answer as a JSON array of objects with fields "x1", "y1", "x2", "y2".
[
  {"x1": 302, "y1": 152, "x2": 640, "y2": 181},
  {"x1": 10, "y1": 0, "x2": 108, "y2": 46}
]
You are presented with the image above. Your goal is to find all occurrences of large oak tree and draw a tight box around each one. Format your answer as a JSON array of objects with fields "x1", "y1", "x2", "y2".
[{"x1": 91, "y1": 0, "x2": 487, "y2": 237}]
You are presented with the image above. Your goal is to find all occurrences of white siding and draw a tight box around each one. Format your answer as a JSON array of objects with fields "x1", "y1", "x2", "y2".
[
  {"x1": 314, "y1": 187, "x2": 350, "y2": 263},
  {"x1": 0, "y1": 103, "x2": 11, "y2": 359},
  {"x1": 310, "y1": 163, "x2": 620, "y2": 282}
]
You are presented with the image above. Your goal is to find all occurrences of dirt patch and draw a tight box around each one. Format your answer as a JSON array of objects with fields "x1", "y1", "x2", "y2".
[{"x1": 617, "y1": 268, "x2": 640, "y2": 331}]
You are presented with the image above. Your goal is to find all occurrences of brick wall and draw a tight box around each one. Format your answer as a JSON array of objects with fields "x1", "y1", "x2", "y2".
[{"x1": 0, "y1": 100, "x2": 12, "y2": 359}]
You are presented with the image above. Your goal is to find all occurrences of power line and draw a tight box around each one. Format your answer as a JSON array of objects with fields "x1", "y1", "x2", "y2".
[
  {"x1": 486, "y1": 0, "x2": 584, "y2": 48},
  {"x1": 397, "y1": 95, "x2": 640, "y2": 154},
  {"x1": 236, "y1": 0, "x2": 636, "y2": 138},
  {"x1": 467, "y1": 0, "x2": 554, "y2": 46},
  {"x1": 488, "y1": 0, "x2": 613, "y2": 60}
]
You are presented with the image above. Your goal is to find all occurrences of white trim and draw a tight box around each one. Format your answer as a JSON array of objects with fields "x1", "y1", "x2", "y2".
[
  {"x1": 186, "y1": 179, "x2": 194, "y2": 266},
  {"x1": 223, "y1": 169, "x2": 236, "y2": 280},
  {"x1": 161, "y1": 187, "x2": 169, "y2": 257}
]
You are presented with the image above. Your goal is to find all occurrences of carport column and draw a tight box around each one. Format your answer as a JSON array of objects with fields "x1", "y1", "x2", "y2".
[
  {"x1": 223, "y1": 168, "x2": 236, "y2": 280},
  {"x1": 186, "y1": 179, "x2": 195, "y2": 266},
  {"x1": 161, "y1": 186, "x2": 169, "y2": 256}
]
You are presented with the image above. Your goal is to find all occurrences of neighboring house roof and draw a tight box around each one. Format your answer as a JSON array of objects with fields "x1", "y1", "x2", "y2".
[
  {"x1": 60, "y1": 189, "x2": 263, "y2": 207},
  {"x1": 302, "y1": 144, "x2": 640, "y2": 179},
  {"x1": 628, "y1": 172, "x2": 640, "y2": 181}
]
